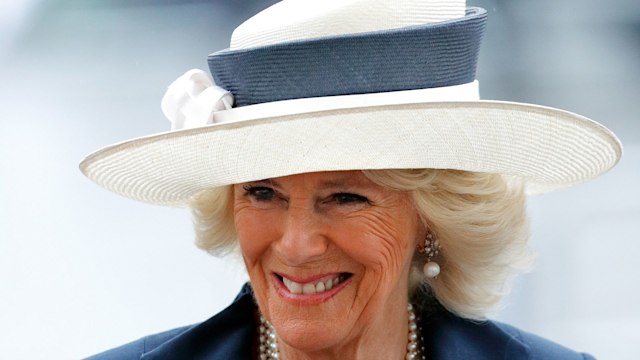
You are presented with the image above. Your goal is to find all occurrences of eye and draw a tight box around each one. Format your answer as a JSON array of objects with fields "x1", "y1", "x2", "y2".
[
  {"x1": 332, "y1": 192, "x2": 369, "y2": 205},
  {"x1": 243, "y1": 185, "x2": 276, "y2": 202}
]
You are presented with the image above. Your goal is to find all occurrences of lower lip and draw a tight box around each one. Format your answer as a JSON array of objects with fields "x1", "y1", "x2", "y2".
[{"x1": 273, "y1": 274, "x2": 352, "y2": 305}]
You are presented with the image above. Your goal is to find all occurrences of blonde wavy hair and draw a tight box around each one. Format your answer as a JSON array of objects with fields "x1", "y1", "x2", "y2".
[{"x1": 190, "y1": 169, "x2": 532, "y2": 320}]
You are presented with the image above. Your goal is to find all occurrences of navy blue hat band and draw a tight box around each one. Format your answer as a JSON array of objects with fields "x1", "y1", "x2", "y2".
[{"x1": 208, "y1": 7, "x2": 487, "y2": 107}]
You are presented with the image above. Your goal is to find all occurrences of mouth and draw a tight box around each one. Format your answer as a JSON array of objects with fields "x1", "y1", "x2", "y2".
[
  {"x1": 273, "y1": 272, "x2": 353, "y2": 302},
  {"x1": 276, "y1": 273, "x2": 352, "y2": 294}
]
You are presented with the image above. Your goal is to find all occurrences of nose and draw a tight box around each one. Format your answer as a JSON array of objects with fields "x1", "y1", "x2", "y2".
[{"x1": 274, "y1": 204, "x2": 329, "y2": 266}]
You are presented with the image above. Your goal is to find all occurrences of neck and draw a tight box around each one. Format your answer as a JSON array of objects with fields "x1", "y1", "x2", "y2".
[{"x1": 260, "y1": 300, "x2": 422, "y2": 360}]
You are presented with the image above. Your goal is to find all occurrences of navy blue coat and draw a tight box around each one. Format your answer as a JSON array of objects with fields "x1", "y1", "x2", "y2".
[{"x1": 86, "y1": 284, "x2": 595, "y2": 359}]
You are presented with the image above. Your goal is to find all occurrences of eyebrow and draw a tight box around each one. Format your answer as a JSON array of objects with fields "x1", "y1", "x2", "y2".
[
  {"x1": 249, "y1": 174, "x2": 372, "y2": 191},
  {"x1": 251, "y1": 179, "x2": 282, "y2": 188},
  {"x1": 317, "y1": 179, "x2": 350, "y2": 189}
]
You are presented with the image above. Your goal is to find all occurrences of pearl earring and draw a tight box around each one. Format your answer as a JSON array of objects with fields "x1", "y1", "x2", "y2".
[{"x1": 421, "y1": 232, "x2": 441, "y2": 278}]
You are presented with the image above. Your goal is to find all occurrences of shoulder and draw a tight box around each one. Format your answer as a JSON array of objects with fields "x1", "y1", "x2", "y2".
[
  {"x1": 84, "y1": 284, "x2": 257, "y2": 360},
  {"x1": 84, "y1": 326, "x2": 192, "y2": 360},
  {"x1": 422, "y1": 308, "x2": 595, "y2": 360},
  {"x1": 493, "y1": 321, "x2": 596, "y2": 360}
]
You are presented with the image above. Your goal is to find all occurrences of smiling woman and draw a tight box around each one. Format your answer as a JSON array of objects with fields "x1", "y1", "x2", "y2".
[
  {"x1": 194, "y1": 169, "x2": 531, "y2": 323},
  {"x1": 80, "y1": 0, "x2": 621, "y2": 359}
]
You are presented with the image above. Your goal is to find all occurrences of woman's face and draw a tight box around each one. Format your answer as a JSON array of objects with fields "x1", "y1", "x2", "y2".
[{"x1": 233, "y1": 171, "x2": 423, "y2": 352}]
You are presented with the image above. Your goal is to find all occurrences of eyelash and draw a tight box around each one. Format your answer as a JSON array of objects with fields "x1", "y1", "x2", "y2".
[
  {"x1": 330, "y1": 193, "x2": 369, "y2": 205},
  {"x1": 242, "y1": 186, "x2": 369, "y2": 206},
  {"x1": 242, "y1": 185, "x2": 277, "y2": 201}
]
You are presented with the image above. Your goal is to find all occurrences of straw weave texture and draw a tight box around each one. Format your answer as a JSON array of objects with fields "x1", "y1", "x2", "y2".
[{"x1": 81, "y1": 101, "x2": 621, "y2": 206}]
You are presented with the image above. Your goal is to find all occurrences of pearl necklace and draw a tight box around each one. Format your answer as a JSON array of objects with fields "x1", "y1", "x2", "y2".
[{"x1": 258, "y1": 304, "x2": 425, "y2": 360}]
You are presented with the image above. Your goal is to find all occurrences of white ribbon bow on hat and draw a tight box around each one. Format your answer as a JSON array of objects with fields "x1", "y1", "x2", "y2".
[{"x1": 161, "y1": 69, "x2": 234, "y2": 130}]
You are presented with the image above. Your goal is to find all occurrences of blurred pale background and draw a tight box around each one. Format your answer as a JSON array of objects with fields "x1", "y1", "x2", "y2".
[{"x1": 0, "y1": 0, "x2": 638, "y2": 359}]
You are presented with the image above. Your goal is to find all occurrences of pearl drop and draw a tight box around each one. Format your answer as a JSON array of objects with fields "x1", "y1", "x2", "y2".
[{"x1": 423, "y1": 261, "x2": 440, "y2": 278}]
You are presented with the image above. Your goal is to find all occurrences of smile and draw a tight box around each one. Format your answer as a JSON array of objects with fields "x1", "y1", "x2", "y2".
[
  {"x1": 274, "y1": 272, "x2": 353, "y2": 298},
  {"x1": 281, "y1": 274, "x2": 350, "y2": 294}
]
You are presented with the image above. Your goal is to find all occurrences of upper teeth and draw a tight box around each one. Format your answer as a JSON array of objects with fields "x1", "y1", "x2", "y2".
[{"x1": 282, "y1": 275, "x2": 344, "y2": 294}]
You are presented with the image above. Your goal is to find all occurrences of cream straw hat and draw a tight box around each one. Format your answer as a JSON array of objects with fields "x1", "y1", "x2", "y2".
[{"x1": 80, "y1": 0, "x2": 622, "y2": 207}]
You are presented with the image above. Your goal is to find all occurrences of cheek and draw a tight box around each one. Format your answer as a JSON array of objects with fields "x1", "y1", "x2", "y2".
[
  {"x1": 336, "y1": 212, "x2": 417, "y2": 274},
  {"x1": 234, "y1": 207, "x2": 281, "y2": 264}
]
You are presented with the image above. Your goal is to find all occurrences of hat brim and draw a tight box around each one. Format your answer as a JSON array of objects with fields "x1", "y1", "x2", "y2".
[{"x1": 80, "y1": 100, "x2": 622, "y2": 207}]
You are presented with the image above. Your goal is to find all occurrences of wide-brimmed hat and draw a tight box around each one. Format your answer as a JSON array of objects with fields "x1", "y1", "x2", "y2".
[{"x1": 80, "y1": 0, "x2": 622, "y2": 207}]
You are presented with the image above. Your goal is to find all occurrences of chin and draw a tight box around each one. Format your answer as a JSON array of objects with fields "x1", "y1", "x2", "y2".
[{"x1": 276, "y1": 318, "x2": 349, "y2": 353}]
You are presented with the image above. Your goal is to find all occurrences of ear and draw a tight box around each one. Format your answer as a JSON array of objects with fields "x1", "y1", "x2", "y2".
[{"x1": 412, "y1": 214, "x2": 429, "y2": 252}]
